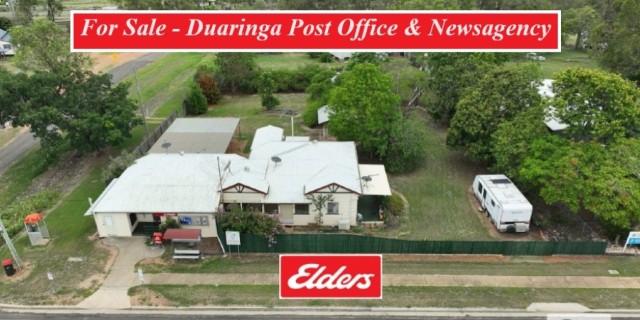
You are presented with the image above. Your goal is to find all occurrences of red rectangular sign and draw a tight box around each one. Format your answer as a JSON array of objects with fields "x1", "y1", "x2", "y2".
[
  {"x1": 70, "y1": 10, "x2": 561, "y2": 52},
  {"x1": 279, "y1": 254, "x2": 383, "y2": 299}
]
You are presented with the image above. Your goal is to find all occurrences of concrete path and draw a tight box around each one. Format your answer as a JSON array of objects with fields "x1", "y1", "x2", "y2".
[
  {"x1": 145, "y1": 272, "x2": 640, "y2": 289},
  {"x1": 76, "y1": 237, "x2": 164, "y2": 310}
]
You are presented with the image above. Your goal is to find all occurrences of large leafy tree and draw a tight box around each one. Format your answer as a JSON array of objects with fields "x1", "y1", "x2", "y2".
[
  {"x1": 10, "y1": 19, "x2": 91, "y2": 73},
  {"x1": 258, "y1": 71, "x2": 280, "y2": 110},
  {"x1": 425, "y1": 53, "x2": 508, "y2": 123},
  {"x1": 214, "y1": 53, "x2": 258, "y2": 94},
  {"x1": 552, "y1": 68, "x2": 640, "y2": 143},
  {"x1": 446, "y1": 64, "x2": 542, "y2": 163},
  {"x1": 328, "y1": 63, "x2": 401, "y2": 159},
  {"x1": 562, "y1": 5, "x2": 600, "y2": 48},
  {"x1": 302, "y1": 68, "x2": 335, "y2": 126},
  {"x1": 15, "y1": 71, "x2": 142, "y2": 153},
  {"x1": 590, "y1": 0, "x2": 640, "y2": 82},
  {"x1": 46, "y1": 0, "x2": 64, "y2": 22}
]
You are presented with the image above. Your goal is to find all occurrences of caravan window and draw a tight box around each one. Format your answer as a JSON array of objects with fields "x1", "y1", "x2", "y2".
[
  {"x1": 477, "y1": 182, "x2": 483, "y2": 193},
  {"x1": 491, "y1": 199, "x2": 496, "y2": 207}
]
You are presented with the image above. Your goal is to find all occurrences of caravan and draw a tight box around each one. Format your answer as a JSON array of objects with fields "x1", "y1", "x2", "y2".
[
  {"x1": 0, "y1": 41, "x2": 15, "y2": 56},
  {"x1": 472, "y1": 174, "x2": 532, "y2": 233}
]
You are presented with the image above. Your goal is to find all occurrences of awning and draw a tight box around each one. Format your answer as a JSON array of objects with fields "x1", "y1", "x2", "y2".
[
  {"x1": 163, "y1": 228, "x2": 201, "y2": 242},
  {"x1": 358, "y1": 164, "x2": 392, "y2": 196}
]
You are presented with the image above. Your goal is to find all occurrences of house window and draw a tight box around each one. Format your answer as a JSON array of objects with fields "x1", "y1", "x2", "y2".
[
  {"x1": 327, "y1": 202, "x2": 339, "y2": 215},
  {"x1": 295, "y1": 204, "x2": 309, "y2": 215},
  {"x1": 264, "y1": 204, "x2": 279, "y2": 215}
]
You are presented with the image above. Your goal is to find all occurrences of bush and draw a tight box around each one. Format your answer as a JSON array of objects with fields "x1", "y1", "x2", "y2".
[
  {"x1": 184, "y1": 82, "x2": 208, "y2": 115},
  {"x1": 194, "y1": 67, "x2": 222, "y2": 104},
  {"x1": 216, "y1": 207, "x2": 282, "y2": 246},
  {"x1": 319, "y1": 52, "x2": 334, "y2": 63},
  {"x1": 0, "y1": 189, "x2": 60, "y2": 238},
  {"x1": 385, "y1": 194, "x2": 405, "y2": 217},
  {"x1": 302, "y1": 100, "x2": 324, "y2": 127},
  {"x1": 102, "y1": 150, "x2": 139, "y2": 184}
]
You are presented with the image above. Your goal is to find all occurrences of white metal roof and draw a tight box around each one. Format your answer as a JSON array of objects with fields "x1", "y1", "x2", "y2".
[
  {"x1": 221, "y1": 159, "x2": 269, "y2": 194},
  {"x1": 85, "y1": 153, "x2": 245, "y2": 215},
  {"x1": 250, "y1": 137, "x2": 363, "y2": 203},
  {"x1": 358, "y1": 164, "x2": 392, "y2": 196},
  {"x1": 148, "y1": 118, "x2": 239, "y2": 154},
  {"x1": 329, "y1": 52, "x2": 353, "y2": 61},
  {"x1": 250, "y1": 125, "x2": 283, "y2": 151},
  {"x1": 537, "y1": 79, "x2": 569, "y2": 132},
  {"x1": 476, "y1": 174, "x2": 532, "y2": 209},
  {"x1": 285, "y1": 136, "x2": 310, "y2": 142}
]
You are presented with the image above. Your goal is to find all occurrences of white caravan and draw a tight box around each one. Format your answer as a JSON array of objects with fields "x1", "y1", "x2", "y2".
[
  {"x1": 472, "y1": 174, "x2": 532, "y2": 233},
  {"x1": 0, "y1": 41, "x2": 15, "y2": 56}
]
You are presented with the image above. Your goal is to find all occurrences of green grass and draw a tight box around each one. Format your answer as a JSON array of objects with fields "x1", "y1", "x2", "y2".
[
  {"x1": 138, "y1": 254, "x2": 640, "y2": 277},
  {"x1": 0, "y1": 148, "x2": 48, "y2": 208},
  {"x1": 122, "y1": 53, "x2": 212, "y2": 118},
  {"x1": 255, "y1": 53, "x2": 340, "y2": 70},
  {"x1": 132, "y1": 284, "x2": 640, "y2": 309},
  {"x1": 382, "y1": 119, "x2": 492, "y2": 241},
  {"x1": 508, "y1": 48, "x2": 601, "y2": 79}
]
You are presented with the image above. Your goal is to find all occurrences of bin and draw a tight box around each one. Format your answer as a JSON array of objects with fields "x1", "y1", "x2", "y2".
[{"x1": 3, "y1": 258, "x2": 16, "y2": 276}]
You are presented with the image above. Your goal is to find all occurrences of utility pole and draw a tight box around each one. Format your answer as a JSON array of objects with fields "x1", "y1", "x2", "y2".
[
  {"x1": 133, "y1": 62, "x2": 149, "y2": 138},
  {"x1": 0, "y1": 217, "x2": 22, "y2": 269}
]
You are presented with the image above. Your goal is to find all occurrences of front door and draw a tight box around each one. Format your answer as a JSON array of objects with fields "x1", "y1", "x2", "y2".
[{"x1": 103, "y1": 215, "x2": 117, "y2": 236}]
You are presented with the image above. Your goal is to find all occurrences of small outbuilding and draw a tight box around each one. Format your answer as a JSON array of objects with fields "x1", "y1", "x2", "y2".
[{"x1": 163, "y1": 228, "x2": 203, "y2": 260}]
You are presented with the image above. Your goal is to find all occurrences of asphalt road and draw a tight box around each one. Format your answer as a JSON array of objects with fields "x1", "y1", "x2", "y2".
[{"x1": 0, "y1": 53, "x2": 166, "y2": 175}]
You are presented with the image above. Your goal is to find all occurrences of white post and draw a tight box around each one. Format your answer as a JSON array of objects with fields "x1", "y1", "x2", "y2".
[{"x1": 291, "y1": 116, "x2": 294, "y2": 136}]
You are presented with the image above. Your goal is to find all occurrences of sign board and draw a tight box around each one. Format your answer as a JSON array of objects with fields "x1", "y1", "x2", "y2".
[
  {"x1": 622, "y1": 231, "x2": 640, "y2": 252},
  {"x1": 225, "y1": 231, "x2": 241, "y2": 246}
]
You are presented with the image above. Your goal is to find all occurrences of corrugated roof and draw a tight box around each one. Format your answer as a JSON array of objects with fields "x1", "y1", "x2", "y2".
[
  {"x1": 250, "y1": 125, "x2": 283, "y2": 151},
  {"x1": 538, "y1": 79, "x2": 569, "y2": 132},
  {"x1": 88, "y1": 153, "x2": 245, "y2": 214},
  {"x1": 163, "y1": 228, "x2": 201, "y2": 241},
  {"x1": 250, "y1": 139, "x2": 362, "y2": 203},
  {"x1": 148, "y1": 118, "x2": 239, "y2": 154},
  {"x1": 358, "y1": 164, "x2": 392, "y2": 196}
]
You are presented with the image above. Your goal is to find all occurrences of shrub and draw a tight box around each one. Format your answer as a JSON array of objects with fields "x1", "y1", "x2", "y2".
[
  {"x1": 319, "y1": 52, "x2": 334, "y2": 63},
  {"x1": 385, "y1": 194, "x2": 405, "y2": 217},
  {"x1": 302, "y1": 100, "x2": 324, "y2": 127},
  {"x1": 102, "y1": 150, "x2": 139, "y2": 184},
  {"x1": 184, "y1": 82, "x2": 208, "y2": 115},
  {"x1": 0, "y1": 189, "x2": 60, "y2": 238},
  {"x1": 216, "y1": 207, "x2": 282, "y2": 246},
  {"x1": 195, "y1": 72, "x2": 221, "y2": 104}
]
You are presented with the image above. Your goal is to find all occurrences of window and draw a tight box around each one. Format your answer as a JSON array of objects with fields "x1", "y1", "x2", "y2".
[
  {"x1": 477, "y1": 182, "x2": 483, "y2": 193},
  {"x1": 491, "y1": 199, "x2": 496, "y2": 207},
  {"x1": 295, "y1": 204, "x2": 309, "y2": 215},
  {"x1": 264, "y1": 204, "x2": 279, "y2": 215},
  {"x1": 327, "y1": 202, "x2": 339, "y2": 215}
]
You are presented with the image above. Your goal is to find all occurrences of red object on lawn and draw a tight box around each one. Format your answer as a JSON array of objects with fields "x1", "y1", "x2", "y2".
[
  {"x1": 2, "y1": 259, "x2": 12, "y2": 267},
  {"x1": 152, "y1": 232, "x2": 164, "y2": 245}
]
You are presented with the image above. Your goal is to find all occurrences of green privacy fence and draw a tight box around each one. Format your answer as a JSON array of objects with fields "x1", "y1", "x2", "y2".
[{"x1": 216, "y1": 225, "x2": 607, "y2": 256}]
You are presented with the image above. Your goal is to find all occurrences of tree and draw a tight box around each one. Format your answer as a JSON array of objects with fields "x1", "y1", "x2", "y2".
[
  {"x1": 303, "y1": 68, "x2": 335, "y2": 126},
  {"x1": 46, "y1": 0, "x2": 64, "y2": 22},
  {"x1": 0, "y1": 68, "x2": 26, "y2": 126},
  {"x1": 214, "y1": 53, "x2": 258, "y2": 94},
  {"x1": 562, "y1": 5, "x2": 599, "y2": 48},
  {"x1": 383, "y1": 114, "x2": 428, "y2": 173},
  {"x1": 20, "y1": 71, "x2": 142, "y2": 153},
  {"x1": 345, "y1": 52, "x2": 388, "y2": 70},
  {"x1": 446, "y1": 64, "x2": 542, "y2": 163},
  {"x1": 492, "y1": 103, "x2": 550, "y2": 182},
  {"x1": 15, "y1": 0, "x2": 38, "y2": 25},
  {"x1": 0, "y1": 17, "x2": 13, "y2": 31},
  {"x1": 112, "y1": 0, "x2": 199, "y2": 9},
  {"x1": 184, "y1": 82, "x2": 208, "y2": 115},
  {"x1": 520, "y1": 136, "x2": 640, "y2": 230},
  {"x1": 194, "y1": 65, "x2": 221, "y2": 104},
  {"x1": 591, "y1": 0, "x2": 640, "y2": 82},
  {"x1": 258, "y1": 71, "x2": 280, "y2": 110},
  {"x1": 552, "y1": 68, "x2": 640, "y2": 143},
  {"x1": 10, "y1": 19, "x2": 91, "y2": 73},
  {"x1": 328, "y1": 63, "x2": 401, "y2": 159},
  {"x1": 307, "y1": 193, "x2": 334, "y2": 226},
  {"x1": 425, "y1": 53, "x2": 508, "y2": 123}
]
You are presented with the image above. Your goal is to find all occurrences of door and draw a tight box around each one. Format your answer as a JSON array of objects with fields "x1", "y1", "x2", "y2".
[{"x1": 103, "y1": 215, "x2": 117, "y2": 236}]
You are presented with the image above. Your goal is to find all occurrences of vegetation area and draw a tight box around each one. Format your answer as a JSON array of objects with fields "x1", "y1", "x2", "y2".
[{"x1": 132, "y1": 284, "x2": 640, "y2": 309}]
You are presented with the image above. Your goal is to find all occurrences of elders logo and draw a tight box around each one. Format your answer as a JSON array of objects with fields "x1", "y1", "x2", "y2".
[{"x1": 279, "y1": 254, "x2": 382, "y2": 299}]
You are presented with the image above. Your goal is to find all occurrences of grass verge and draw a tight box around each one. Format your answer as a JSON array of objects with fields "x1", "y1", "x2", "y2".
[
  {"x1": 131, "y1": 285, "x2": 640, "y2": 309},
  {"x1": 137, "y1": 255, "x2": 640, "y2": 277}
]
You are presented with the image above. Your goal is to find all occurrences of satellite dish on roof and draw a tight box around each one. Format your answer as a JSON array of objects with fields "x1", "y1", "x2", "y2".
[
  {"x1": 161, "y1": 141, "x2": 171, "y2": 155},
  {"x1": 360, "y1": 174, "x2": 379, "y2": 188},
  {"x1": 271, "y1": 156, "x2": 281, "y2": 165}
]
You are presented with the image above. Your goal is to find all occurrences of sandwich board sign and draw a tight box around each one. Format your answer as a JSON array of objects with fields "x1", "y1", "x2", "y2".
[{"x1": 622, "y1": 231, "x2": 640, "y2": 252}]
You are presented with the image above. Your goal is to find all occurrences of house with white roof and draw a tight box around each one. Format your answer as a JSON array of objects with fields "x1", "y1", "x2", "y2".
[{"x1": 85, "y1": 124, "x2": 391, "y2": 239}]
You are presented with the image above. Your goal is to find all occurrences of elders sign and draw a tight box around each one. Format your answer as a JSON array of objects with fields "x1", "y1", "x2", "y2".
[{"x1": 279, "y1": 254, "x2": 382, "y2": 299}]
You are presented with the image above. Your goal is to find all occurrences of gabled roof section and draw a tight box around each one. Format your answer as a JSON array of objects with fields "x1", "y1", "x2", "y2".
[
  {"x1": 250, "y1": 125, "x2": 283, "y2": 151},
  {"x1": 221, "y1": 160, "x2": 269, "y2": 194},
  {"x1": 250, "y1": 139, "x2": 362, "y2": 203}
]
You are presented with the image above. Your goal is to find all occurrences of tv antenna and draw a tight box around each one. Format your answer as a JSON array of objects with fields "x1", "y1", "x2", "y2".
[
  {"x1": 360, "y1": 174, "x2": 379, "y2": 188},
  {"x1": 161, "y1": 141, "x2": 172, "y2": 155},
  {"x1": 271, "y1": 156, "x2": 282, "y2": 167}
]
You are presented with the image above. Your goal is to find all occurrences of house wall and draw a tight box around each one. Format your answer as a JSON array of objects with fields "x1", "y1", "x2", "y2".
[
  {"x1": 93, "y1": 213, "x2": 133, "y2": 237},
  {"x1": 306, "y1": 193, "x2": 359, "y2": 226},
  {"x1": 175, "y1": 213, "x2": 218, "y2": 237},
  {"x1": 221, "y1": 192, "x2": 265, "y2": 206}
]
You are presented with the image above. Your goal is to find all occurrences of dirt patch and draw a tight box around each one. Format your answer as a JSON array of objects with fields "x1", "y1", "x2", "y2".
[
  {"x1": 130, "y1": 287, "x2": 174, "y2": 307},
  {"x1": 25, "y1": 151, "x2": 97, "y2": 198},
  {"x1": 90, "y1": 52, "x2": 148, "y2": 74},
  {"x1": 226, "y1": 138, "x2": 246, "y2": 155},
  {"x1": 137, "y1": 256, "x2": 170, "y2": 268},
  {"x1": 2, "y1": 261, "x2": 34, "y2": 283},
  {"x1": 542, "y1": 255, "x2": 609, "y2": 263}
]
